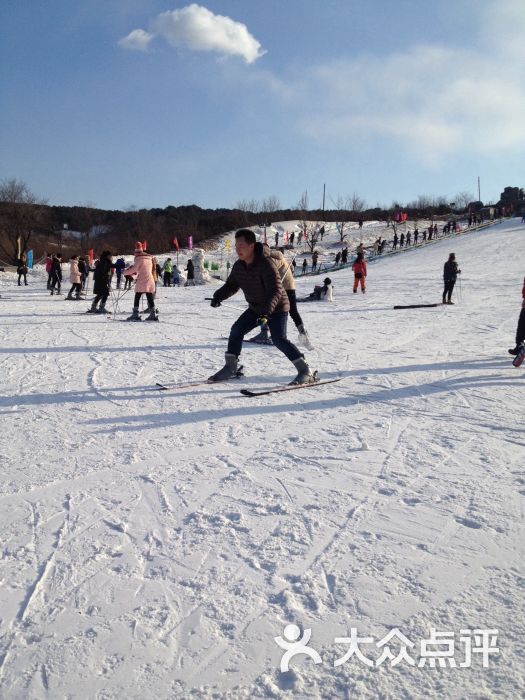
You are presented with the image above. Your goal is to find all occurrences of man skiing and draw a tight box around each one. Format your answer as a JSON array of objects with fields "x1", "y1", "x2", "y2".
[{"x1": 209, "y1": 229, "x2": 316, "y2": 385}]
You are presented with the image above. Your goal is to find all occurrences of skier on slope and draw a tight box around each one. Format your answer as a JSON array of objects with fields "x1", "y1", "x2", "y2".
[
  {"x1": 249, "y1": 245, "x2": 313, "y2": 349},
  {"x1": 442, "y1": 253, "x2": 461, "y2": 305},
  {"x1": 508, "y1": 276, "x2": 525, "y2": 356},
  {"x1": 124, "y1": 242, "x2": 158, "y2": 321},
  {"x1": 209, "y1": 229, "x2": 316, "y2": 385},
  {"x1": 88, "y1": 250, "x2": 113, "y2": 313}
]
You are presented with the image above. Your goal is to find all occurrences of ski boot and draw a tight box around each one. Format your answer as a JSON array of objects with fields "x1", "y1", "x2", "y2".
[
  {"x1": 65, "y1": 293, "x2": 75, "y2": 300},
  {"x1": 126, "y1": 307, "x2": 142, "y2": 321},
  {"x1": 248, "y1": 327, "x2": 272, "y2": 344},
  {"x1": 289, "y1": 357, "x2": 317, "y2": 385},
  {"x1": 86, "y1": 300, "x2": 98, "y2": 313},
  {"x1": 208, "y1": 353, "x2": 243, "y2": 382},
  {"x1": 95, "y1": 305, "x2": 107, "y2": 314},
  {"x1": 513, "y1": 343, "x2": 525, "y2": 367},
  {"x1": 145, "y1": 307, "x2": 159, "y2": 321},
  {"x1": 508, "y1": 345, "x2": 521, "y2": 356}
]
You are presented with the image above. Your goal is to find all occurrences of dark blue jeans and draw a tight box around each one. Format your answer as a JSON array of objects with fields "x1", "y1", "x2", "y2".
[{"x1": 228, "y1": 309, "x2": 302, "y2": 362}]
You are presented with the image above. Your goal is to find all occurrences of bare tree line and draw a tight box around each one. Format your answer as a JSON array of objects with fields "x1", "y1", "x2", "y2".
[{"x1": 1, "y1": 176, "x2": 515, "y2": 264}]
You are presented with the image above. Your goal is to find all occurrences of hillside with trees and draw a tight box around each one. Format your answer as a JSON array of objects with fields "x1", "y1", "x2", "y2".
[{"x1": 0, "y1": 178, "x2": 520, "y2": 263}]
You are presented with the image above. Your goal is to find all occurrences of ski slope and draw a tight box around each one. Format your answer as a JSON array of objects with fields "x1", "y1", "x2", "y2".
[{"x1": 0, "y1": 219, "x2": 524, "y2": 699}]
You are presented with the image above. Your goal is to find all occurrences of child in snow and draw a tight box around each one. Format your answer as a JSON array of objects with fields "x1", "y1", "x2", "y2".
[
  {"x1": 352, "y1": 252, "x2": 367, "y2": 293},
  {"x1": 124, "y1": 243, "x2": 158, "y2": 321}
]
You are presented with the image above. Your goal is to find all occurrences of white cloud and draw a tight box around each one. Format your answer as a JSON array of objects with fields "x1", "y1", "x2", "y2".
[
  {"x1": 257, "y1": 0, "x2": 525, "y2": 164},
  {"x1": 119, "y1": 4, "x2": 265, "y2": 64},
  {"x1": 118, "y1": 28, "x2": 154, "y2": 52}
]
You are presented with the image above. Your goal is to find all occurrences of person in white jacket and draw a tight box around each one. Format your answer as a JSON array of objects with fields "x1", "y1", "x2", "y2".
[{"x1": 66, "y1": 255, "x2": 82, "y2": 300}]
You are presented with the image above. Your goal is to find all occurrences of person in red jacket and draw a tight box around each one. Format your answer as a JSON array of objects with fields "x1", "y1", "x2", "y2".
[
  {"x1": 352, "y1": 252, "x2": 367, "y2": 293},
  {"x1": 508, "y1": 277, "x2": 525, "y2": 355}
]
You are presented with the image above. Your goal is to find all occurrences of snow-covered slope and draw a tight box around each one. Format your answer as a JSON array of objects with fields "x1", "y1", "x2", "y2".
[{"x1": 0, "y1": 219, "x2": 524, "y2": 699}]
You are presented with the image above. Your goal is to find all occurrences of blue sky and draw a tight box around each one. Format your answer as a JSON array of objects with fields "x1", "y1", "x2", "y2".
[{"x1": 1, "y1": 0, "x2": 524, "y2": 211}]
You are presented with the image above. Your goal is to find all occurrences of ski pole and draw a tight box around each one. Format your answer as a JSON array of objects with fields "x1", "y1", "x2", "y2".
[{"x1": 204, "y1": 297, "x2": 244, "y2": 308}]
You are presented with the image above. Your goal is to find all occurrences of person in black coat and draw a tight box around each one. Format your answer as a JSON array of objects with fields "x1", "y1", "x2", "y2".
[
  {"x1": 49, "y1": 254, "x2": 62, "y2": 295},
  {"x1": 443, "y1": 253, "x2": 461, "y2": 304},
  {"x1": 17, "y1": 259, "x2": 28, "y2": 285},
  {"x1": 88, "y1": 251, "x2": 113, "y2": 313},
  {"x1": 509, "y1": 277, "x2": 525, "y2": 355},
  {"x1": 184, "y1": 259, "x2": 195, "y2": 286}
]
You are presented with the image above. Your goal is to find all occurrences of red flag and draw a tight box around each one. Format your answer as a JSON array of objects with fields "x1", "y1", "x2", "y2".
[
  {"x1": 88, "y1": 248, "x2": 94, "y2": 266},
  {"x1": 142, "y1": 240, "x2": 147, "y2": 251},
  {"x1": 173, "y1": 237, "x2": 179, "y2": 251}
]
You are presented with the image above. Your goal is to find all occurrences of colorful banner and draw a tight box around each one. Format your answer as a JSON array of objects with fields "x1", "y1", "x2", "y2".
[
  {"x1": 88, "y1": 248, "x2": 94, "y2": 267},
  {"x1": 26, "y1": 250, "x2": 33, "y2": 269},
  {"x1": 173, "y1": 237, "x2": 179, "y2": 251},
  {"x1": 187, "y1": 235, "x2": 193, "y2": 250}
]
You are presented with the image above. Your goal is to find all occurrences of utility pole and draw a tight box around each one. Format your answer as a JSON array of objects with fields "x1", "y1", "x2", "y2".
[
  {"x1": 478, "y1": 176, "x2": 481, "y2": 203},
  {"x1": 322, "y1": 183, "x2": 326, "y2": 221}
]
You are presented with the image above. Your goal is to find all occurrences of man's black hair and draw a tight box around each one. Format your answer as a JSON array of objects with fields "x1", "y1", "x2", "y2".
[{"x1": 235, "y1": 228, "x2": 256, "y2": 244}]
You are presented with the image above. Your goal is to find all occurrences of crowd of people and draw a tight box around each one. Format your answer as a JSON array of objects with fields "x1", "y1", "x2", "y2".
[{"x1": 9, "y1": 218, "x2": 524, "y2": 369}]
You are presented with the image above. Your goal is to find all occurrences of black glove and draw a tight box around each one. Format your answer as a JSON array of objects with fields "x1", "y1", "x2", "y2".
[{"x1": 210, "y1": 298, "x2": 221, "y2": 308}]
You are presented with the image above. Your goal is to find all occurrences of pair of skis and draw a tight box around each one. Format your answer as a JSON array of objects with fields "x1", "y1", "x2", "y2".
[{"x1": 156, "y1": 373, "x2": 342, "y2": 397}]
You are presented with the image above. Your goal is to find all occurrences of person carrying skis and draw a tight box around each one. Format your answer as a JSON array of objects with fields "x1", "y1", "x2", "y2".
[
  {"x1": 352, "y1": 252, "x2": 367, "y2": 293},
  {"x1": 124, "y1": 243, "x2": 158, "y2": 321},
  {"x1": 443, "y1": 253, "x2": 461, "y2": 304},
  {"x1": 250, "y1": 246, "x2": 313, "y2": 349},
  {"x1": 209, "y1": 229, "x2": 316, "y2": 385},
  {"x1": 508, "y1": 276, "x2": 525, "y2": 356},
  {"x1": 88, "y1": 250, "x2": 113, "y2": 313}
]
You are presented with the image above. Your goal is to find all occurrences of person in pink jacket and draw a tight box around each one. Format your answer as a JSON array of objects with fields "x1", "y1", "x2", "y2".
[
  {"x1": 45, "y1": 252, "x2": 53, "y2": 289},
  {"x1": 124, "y1": 243, "x2": 158, "y2": 321},
  {"x1": 66, "y1": 255, "x2": 82, "y2": 300}
]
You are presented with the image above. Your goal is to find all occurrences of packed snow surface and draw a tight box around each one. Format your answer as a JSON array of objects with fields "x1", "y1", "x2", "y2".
[{"x1": 0, "y1": 219, "x2": 524, "y2": 699}]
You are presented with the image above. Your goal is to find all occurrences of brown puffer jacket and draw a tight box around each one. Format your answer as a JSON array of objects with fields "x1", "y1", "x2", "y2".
[
  {"x1": 269, "y1": 248, "x2": 295, "y2": 291},
  {"x1": 213, "y1": 243, "x2": 289, "y2": 315}
]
